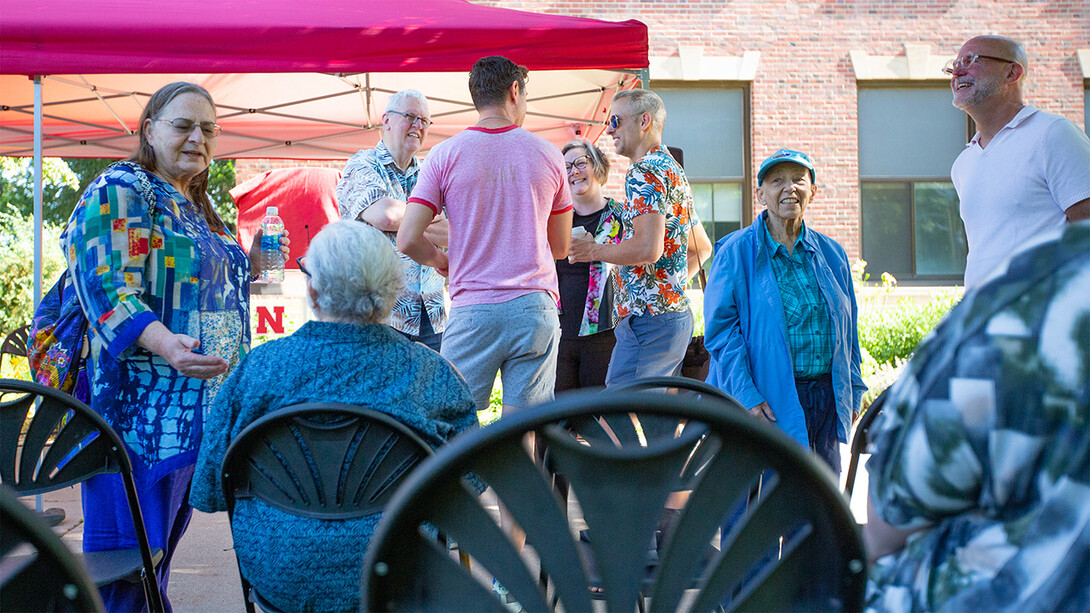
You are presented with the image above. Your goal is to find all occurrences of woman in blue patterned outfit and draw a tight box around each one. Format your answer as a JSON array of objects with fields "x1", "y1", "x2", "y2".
[{"x1": 61, "y1": 82, "x2": 288, "y2": 612}]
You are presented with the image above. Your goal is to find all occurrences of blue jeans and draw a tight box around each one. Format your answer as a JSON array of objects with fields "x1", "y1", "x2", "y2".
[
  {"x1": 795, "y1": 373, "x2": 841, "y2": 475},
  {"x1": 605, "y1": 310, "x2": 694, "y2": 387}
]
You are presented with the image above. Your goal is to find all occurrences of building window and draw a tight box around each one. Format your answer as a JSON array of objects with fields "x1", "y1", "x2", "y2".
[
  {"x1": 859, "y1": 88, "x2": 970, "y2": 281},
  {"x1": 656, "y1": 86, "x2": 747, "y2": 247}
]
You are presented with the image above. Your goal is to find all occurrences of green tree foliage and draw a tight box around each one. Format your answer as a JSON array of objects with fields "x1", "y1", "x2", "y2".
[
  {"x1": 0, "y1": 157, "x2": 88, "y2": 226},
  {"x1": 0, "y1": 209, "x2": 66, "y2": 334},
  {"x1": 1, "y1": 157, "x2": 239, "y2": 337},
  {"x1": 0, "y1": 157, "x2": 238, "y2": 231},
  {"x1": 208, "y1": 159, "x2": 238, "y2": 233}
]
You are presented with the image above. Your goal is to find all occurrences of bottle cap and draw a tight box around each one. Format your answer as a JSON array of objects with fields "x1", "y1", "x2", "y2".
[{"x1": 266, "y1": 206, "x2": 278, "y2": 216}]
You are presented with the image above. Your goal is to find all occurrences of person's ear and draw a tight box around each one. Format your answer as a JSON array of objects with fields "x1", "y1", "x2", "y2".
[
  {"x1": 639, "y1": 112, "x2": 652, "y2": 132},
  {"x1": 1007, "y1": 62, "x2": 1024, "y2": 83},
  {"x1": 508, "y1": 80, "x2": 520, "y2": 103}
]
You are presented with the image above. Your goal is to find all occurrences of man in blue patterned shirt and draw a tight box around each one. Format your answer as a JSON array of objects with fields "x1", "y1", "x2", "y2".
[
  {"x1": 705, "y1": 149, "x2": 865, "y2": 474},
  {"x1": 337, "y1": 89, "x2": 448, "y2": 351}
]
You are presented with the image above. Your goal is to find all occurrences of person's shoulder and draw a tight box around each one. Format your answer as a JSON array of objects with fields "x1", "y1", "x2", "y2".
[
  {"x1": 1037, "y1": 111, "x2": 1090, "y2": 146},
  {"x1": 344, "y1": 147, "x2": 379, "y2": 166},
  {"x1": 95, "y1": 162, "x2": 145, "y2": 189}
]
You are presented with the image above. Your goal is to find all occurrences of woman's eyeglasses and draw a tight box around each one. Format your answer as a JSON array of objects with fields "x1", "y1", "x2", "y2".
[
  {"x1": 296, "y1": 257, "x2": 310, "y2": 277},
  {"x1": 565, "y1": 156, "x2": 590, "y2": 173},
  {"x1": 156, "y1": 118, "x2": 221, "y2": 137}
]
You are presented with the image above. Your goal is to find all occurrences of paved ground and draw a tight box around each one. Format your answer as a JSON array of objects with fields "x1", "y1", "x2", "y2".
[{"x1": 23, "y1": 445, "x2": 870, "y2": 612}]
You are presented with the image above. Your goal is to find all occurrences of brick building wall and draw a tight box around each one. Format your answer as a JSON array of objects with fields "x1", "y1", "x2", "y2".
[{"x1": 236, "y1": 1, "x2": 1089, "y2": 259}]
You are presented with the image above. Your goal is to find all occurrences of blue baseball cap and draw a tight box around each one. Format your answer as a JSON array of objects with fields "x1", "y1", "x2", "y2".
[{"x1": 757, "y1": 149, "x2": 816, "y2": 186}]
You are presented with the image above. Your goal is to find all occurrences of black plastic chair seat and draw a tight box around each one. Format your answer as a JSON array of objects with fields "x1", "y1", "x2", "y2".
[
  {"x1": 82, "y1": 547, "x2": 165, "y2": 585},
  {"x1": 6, "y1": 546, "x2": 165, "y2": 588},
  {"x1": 1, "y1": 485, "x2": 105, "y2": 612}
]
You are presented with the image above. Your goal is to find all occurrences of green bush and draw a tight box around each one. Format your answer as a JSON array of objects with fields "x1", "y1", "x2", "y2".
[
  {"x1": 0, "y1": 209, "x2": 66, "y2": 335},
  {"x1": 859, "y1": 291, "x2": 960, "y2": 367},
  {"x1": 851, "y1": 259, "x2": 960, "y2": 404},
  {"x1": 478, "y1": 377, "x2": 503, "y2": 426}
]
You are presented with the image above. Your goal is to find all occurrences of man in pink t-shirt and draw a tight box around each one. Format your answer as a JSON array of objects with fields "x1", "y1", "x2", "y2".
[{"x1": 398, "y1": 56, "x2": 573, "y2": 414}]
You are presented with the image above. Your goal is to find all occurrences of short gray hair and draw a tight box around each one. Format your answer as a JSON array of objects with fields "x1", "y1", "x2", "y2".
[
  {"x1": 612, "y1": 89, "x2": 666, "y2": 130},
  {"x1": 562, "y1": 139, "x2": 610, "y2": 185},
  {"x1": 306, "y1": 221, "x2": 404, "y2": 325},
  {"x1": 385, "y1": 89, "x2": 429, "y2": 114}
]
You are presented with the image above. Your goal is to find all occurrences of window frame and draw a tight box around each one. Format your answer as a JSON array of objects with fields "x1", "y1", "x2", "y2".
[
  {"x1": 651, "y1": 80, "x2": 754, "y2": 240},
  {"x1": 857, "y1": 82, "x2": 974, "y2": 284}
]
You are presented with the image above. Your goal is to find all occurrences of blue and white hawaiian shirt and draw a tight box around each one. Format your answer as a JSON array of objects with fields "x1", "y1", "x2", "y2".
[{"x1": 337, "y1": 141, "x2": 446, "y2": 336}]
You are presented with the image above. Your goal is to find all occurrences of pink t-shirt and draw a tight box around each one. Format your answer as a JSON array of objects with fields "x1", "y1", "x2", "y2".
[{"x1": 408, "y1": 125, "x2": 572, "y2": 307}]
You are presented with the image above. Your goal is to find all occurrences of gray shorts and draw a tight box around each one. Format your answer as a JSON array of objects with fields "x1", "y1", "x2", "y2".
[
  {"x1": 440, "y1": 291, "x2": 561, "y2": 412},
  {"x1": 605, "y1": 309, "x2": 694, "y2": 387}
]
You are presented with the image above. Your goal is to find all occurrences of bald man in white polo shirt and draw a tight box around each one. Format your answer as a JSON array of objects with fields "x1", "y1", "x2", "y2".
[{"x1": 947, "y1": 35, "x2": 1090, "y2": 289}]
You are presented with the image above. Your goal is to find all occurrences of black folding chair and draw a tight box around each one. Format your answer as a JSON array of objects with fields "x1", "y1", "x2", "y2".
[
  {"x1": 0, "y1": 325, "x2": 30, "y2": 372},
  {"x1": 0, "y1": 484, "x2": 104, "y2": 612},
  {"x1": 0, "y1": 378, "x2": 165, "y2": 612},
  {"x1": 362, "y1": 389, "x2": 867, "y2": 612},
  {"x1": 220, "y1": 402, "x2": 435, "y2": 613},
  {"x1": 612, "y1": 375, "x2": 739, "y2": 403},
  {"x1": 844, "y1": 389, "x2": 889, "y2": 502}
]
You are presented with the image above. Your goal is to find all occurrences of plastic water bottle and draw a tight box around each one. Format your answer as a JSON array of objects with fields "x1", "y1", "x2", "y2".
[{"x1": 259, "y1": 206, "x2": 285, "y2": 283}]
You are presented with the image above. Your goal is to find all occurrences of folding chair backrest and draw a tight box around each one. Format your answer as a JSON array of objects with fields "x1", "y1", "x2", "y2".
[
  {"x1": 0, "y1": 378, "x2": 164, "y2": 612},
  {"x1": 362, "y1": 390, "x2": 867, "y2": 613},
  {"x1": 221, "y1": 402, "x2": 434, "y2": 521},
  {"x1": 0, "y1": 378, "x2": 128, "y2": 495},
  {"x1": 844, "y1": 389, "x2": 888, "y2": 501},
  {"x1": 0, "y1": 484, "x2": 104, "y2": 612},
  {"x1": 0, "y1": 325, "x2": 30, "y2": 373}
]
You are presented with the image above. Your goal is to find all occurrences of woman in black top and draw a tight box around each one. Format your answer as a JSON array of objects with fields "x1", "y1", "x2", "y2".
[{"x1": 555, "y1": 139, "x2": 624, "y2": 392}]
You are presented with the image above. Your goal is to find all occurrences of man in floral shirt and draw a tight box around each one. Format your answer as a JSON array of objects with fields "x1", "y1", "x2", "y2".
[
  {"x1": 337, "y1": 89, "x2": 447, "y2": 352},
  {"x1": 864, "y1": 221, "x2": 1089, "y2": 612},
  {"x1": 569, "y1": 89, "x2": 696, "y2": 386}
]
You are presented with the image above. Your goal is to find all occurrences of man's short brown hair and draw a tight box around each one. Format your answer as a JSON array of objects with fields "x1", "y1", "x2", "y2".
[{"x1": 469, "y1": 56, "x2": 529, "y2": 110}]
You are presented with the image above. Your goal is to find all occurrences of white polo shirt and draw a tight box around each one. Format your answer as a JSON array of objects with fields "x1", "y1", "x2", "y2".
[{"x1": 952, "y1": 105, "x2": 1090, "y2": 288}]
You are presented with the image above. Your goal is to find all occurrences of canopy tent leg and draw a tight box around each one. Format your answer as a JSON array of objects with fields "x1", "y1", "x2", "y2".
[{"x1": 32, "y1": 75, "x2": 44, "y2": 515}]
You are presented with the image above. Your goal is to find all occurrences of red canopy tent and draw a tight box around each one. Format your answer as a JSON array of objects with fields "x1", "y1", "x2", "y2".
[
  {"x1": 0, "y1": 0, "x2": 647, "y2": 159},
  {"x1": 230, "y1": 168, "x2": 343, "y2": 264},
  {"x1": 1, "y1": 0, "x2": 646, "y2": 290}
]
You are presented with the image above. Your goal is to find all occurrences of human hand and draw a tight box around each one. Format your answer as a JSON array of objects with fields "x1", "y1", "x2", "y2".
[
  {"x1": 161, "y1": 334, "x2": 229, "y2": 379},
  {"x1": 249, "y1": 228, "x2": 291, "y2": 276},
  {"x1": 434, "y1": 251, "x2": 449, "y2": 277},
  {"x1": 566, "y1": 234, "x2": 596, "y2": 263},
  {"x1": 748, "y1": 401, "x2": 776, "y2": 423}
]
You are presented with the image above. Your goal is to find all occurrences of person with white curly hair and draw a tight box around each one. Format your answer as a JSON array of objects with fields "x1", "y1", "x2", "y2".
[{"x1": 190, "y1": 220, "x2": 478, "y2": 612}]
